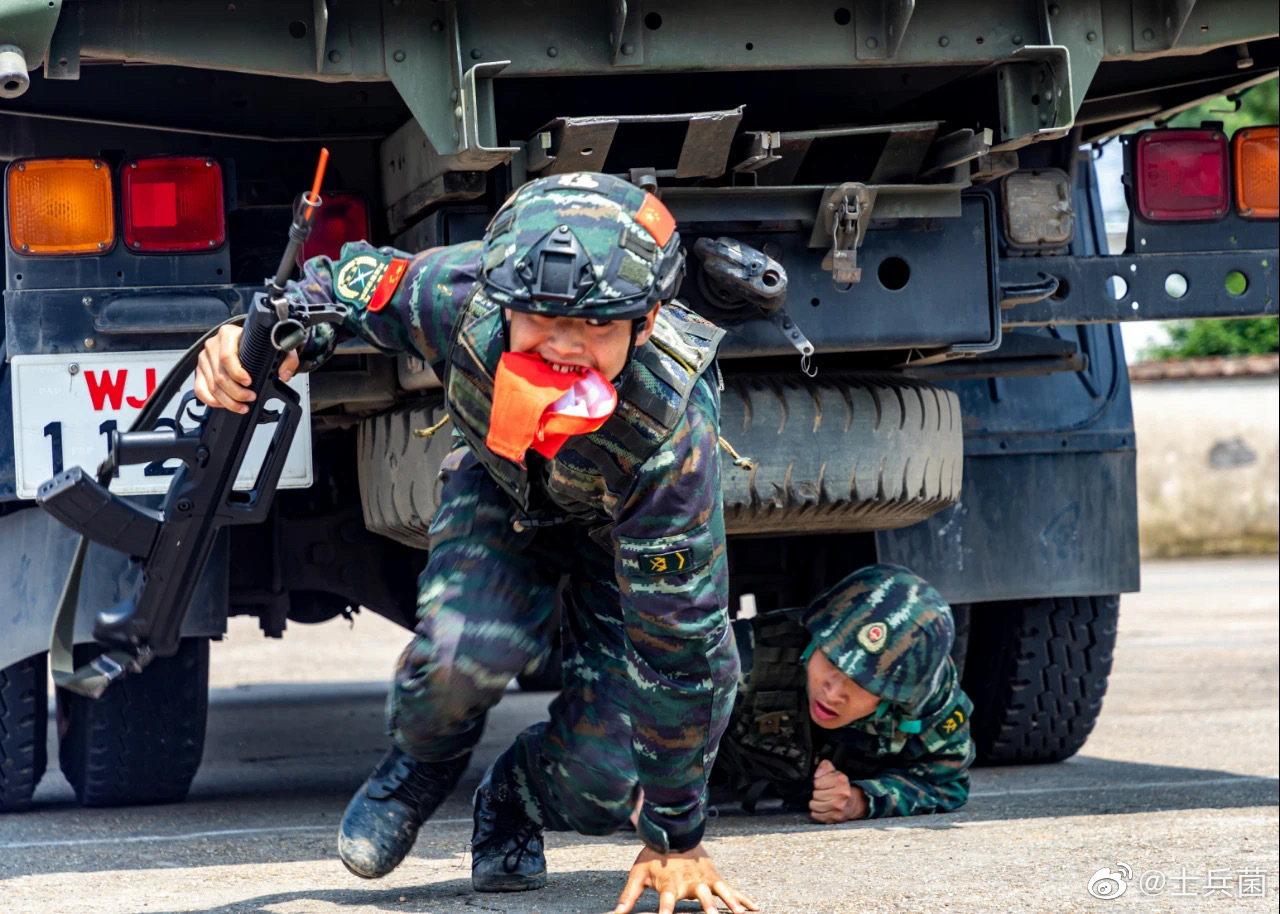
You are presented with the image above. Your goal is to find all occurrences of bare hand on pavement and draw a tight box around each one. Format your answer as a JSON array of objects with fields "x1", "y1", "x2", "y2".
[{"x1": 615, "y1": 844, "x2": 759, "y2": 914}]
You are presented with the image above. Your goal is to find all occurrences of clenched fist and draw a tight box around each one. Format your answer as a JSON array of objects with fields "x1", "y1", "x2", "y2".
[{"x1": 809, "y1": 759, "x2": 869, "y2": 824}]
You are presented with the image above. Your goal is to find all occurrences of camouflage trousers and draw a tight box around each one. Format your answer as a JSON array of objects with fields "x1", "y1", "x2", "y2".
[{"x1": 388, "y1": 447, "x2": 638, "y2": 835}]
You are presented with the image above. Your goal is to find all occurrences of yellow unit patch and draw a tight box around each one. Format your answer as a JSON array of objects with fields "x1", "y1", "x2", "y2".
[
  {"x1": 335, "y1": 253, "x2": 391, "y2": 309},
  {"x1": 641, "y1": 549, "x2": 693, "y2": 576}
]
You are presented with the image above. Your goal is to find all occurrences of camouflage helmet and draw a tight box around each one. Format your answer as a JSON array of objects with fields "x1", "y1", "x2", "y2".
[
  {"x1": 803, "y1": 564, "x2": 955, "y2": 710},
  {"x1": 478, "y1": 172, "x2": 685, "y2": 320}
]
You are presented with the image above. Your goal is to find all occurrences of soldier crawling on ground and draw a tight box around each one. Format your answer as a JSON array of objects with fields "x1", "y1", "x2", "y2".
[
  {"x1": 195, "y1": 172, "x2": 757, "y2": 914},
  {"x1": 710, "y1": 563, "x2": 974, "y2": 823}
]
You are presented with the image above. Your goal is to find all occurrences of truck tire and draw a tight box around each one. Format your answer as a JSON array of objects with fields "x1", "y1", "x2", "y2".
[
  {"x1": 720, "y1": 373, "x2": 962, "y2": 534},
  {"x1": 57, "y1": 637, "x2": 209, "y2": 807},
  {"x1": 962, "y1": 596, "x2": 1118, "y2": 765},
  {"x1": 357, "y1": 397, "x2": 450, "y2": 550},
  {"x1": 0, "y1": 653, "x2": 48, "y2": 812}
]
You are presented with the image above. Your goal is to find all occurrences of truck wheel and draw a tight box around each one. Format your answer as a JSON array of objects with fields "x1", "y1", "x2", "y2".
[
  {"x1": 0, "y1": 653, "x2": 48, "y2": 812},
  {"x1": 720, "y1": 373, "x2": 962, "y2": 534},
  {"x1": 57, "y1": 637, "x2": 209, "y2": 807},
  {"x1": 962, "y1": 596, "x2": 1118, "y2": 765},
  {"x1": 357, "y1": 398, "x2": 451, "y2": 550}
]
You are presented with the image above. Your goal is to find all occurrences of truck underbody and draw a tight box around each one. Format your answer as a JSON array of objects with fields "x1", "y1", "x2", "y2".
[{"x1": 1, "y1": 0, "x2": 1276, "y2": 809}]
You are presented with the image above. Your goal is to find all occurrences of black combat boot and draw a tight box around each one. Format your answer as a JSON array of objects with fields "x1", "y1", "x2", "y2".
[
  {"x1": 471, "y1": 759, "x2": 547, "y2": 892},
  {"x1": 338, "y1": 746, "x2": 469, "y2": 878}
]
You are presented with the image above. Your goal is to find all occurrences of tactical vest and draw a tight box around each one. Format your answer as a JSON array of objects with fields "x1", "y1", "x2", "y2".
[
  {"x1": 712, "y1": 610, "x2": 817, "y2": 814},
  {"x1": 444, "y1": 289, "x2": 724, "y2": 526}
]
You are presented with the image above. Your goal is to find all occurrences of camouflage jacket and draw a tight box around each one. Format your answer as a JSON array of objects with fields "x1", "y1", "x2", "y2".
[
  {"x1": 291, "y1": 240, "x2": 737, "y2": 854},
  {"x1": 716, "y1": 609, "x2": 972, "y2": 819}
]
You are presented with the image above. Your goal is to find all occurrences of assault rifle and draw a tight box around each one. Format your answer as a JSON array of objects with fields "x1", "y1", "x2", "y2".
[{"x1": 37, "y1": 149, "x2": 348, "y2": 698}]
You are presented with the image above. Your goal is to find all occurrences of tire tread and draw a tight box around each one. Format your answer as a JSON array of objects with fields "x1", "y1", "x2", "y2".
[
  {"x1": 0, "y1": 653, "x2": 48, "y2": 812},
  {"x1": 963, "y1": 595, "x2": 1119, "y2": 765}
]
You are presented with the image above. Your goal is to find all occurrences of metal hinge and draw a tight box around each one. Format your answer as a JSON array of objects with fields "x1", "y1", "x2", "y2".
[{"x1": 821, "y1": 182, "x2": 875, "y2": 287}]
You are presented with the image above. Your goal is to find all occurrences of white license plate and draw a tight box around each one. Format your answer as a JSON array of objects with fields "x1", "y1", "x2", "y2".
[{"x1": 10, "y1": 351, "x2": 312, "y2": 499}]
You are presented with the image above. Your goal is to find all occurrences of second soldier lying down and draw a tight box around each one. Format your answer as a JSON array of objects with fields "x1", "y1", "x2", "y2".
[{"x1": 710, "y1": 563, "x2": 974, "y2": 822}]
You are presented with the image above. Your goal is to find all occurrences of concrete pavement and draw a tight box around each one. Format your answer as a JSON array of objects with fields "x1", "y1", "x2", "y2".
[{"x1": 1, "y1": 557, "x2": 1276, "y2": 913}]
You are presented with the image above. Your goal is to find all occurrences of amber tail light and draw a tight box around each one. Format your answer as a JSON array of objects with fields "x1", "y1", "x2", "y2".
[
  {"x1": 7, "y1": 158, "x2": 115, "y2": 255},
  {"x1": 1233, "y1": 126, "x2": 1279, "y2": 220}
]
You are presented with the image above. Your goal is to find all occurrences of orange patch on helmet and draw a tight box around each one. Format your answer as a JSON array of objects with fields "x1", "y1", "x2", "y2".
[{"x1": 635, "y1": 192, "x2": 676, "y2": 246}]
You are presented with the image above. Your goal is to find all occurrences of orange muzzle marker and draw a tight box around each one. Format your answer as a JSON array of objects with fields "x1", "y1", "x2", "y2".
[{"x1": 486, "y1": 352, "x2": 618, "y2": 463}]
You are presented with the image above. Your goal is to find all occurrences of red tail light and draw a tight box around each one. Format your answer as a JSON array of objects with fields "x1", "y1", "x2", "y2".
[
  {"x1": 298, "y1": 192, "x2": 371, "y2": 265},
  {"x1": 123, "y1": 157, "x2": 226, "y2": 252},
  {"x1": 1135, "y1": 128, "x2": 1229, "y2": 222}
]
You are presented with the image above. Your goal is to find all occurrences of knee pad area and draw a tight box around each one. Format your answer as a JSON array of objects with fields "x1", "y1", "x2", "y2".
[{"x1": 541, "y1": 759, "x2": 637, "y2": 836}]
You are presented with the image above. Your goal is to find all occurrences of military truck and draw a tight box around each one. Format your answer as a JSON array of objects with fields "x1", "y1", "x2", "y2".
[{"x1": 2, "y1": 1, "x2": 1276, "y2": 811}]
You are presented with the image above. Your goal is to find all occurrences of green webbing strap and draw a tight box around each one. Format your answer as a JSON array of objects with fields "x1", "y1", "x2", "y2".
[
  {"x1": 49, "y1": 315, "x2": 245, "y2": 699},
  {"x1": 49, "y1": 534, "x2": 151, "y2": 699},
  {"x1": 872, "y1": 699, "x2": 921, "y2": 732}
]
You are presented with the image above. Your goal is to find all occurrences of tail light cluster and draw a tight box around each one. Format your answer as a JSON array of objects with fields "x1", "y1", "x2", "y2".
[
  {"x1": 7, "y1": 156, "x2": 371, "y2": 261},
  {"x1": 122, "y1": 158, "x2": 225, "y2": 252},
  {"x1": 1135, "y1": 125, "x2": 1279, "y2": 222}
]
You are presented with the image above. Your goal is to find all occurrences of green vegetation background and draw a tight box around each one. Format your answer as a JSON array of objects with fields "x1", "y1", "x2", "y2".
[{"x1": 1140, "y1": 77, "x2": 1278, "y2": 361}]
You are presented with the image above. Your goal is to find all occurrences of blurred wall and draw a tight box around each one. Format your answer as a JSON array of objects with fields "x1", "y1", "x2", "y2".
[{"x1": 1132, "y1": 359, "x2": 1279, "y2": 558}]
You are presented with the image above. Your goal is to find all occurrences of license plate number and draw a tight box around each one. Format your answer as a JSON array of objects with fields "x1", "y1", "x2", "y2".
[{"x1": 10, "y1": 351, "x2": 312, "y2": 498}]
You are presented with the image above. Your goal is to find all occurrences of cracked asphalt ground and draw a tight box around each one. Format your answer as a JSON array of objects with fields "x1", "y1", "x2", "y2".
[{"x1": 2, "y1": 557, "x2": 1277, "y2": 914}]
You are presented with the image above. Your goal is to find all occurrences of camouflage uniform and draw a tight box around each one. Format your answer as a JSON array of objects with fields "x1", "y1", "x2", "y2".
[
  {"x1": 292, "y1": 174, "x2": 737, "y2": 855},
  {"x1": 714, "y1": 564, "x2": 972, "y2": 818}
]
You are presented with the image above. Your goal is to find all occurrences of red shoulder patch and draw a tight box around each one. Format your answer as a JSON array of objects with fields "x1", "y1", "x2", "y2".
[
  {"x1": 635, "y1": 192, "x2": 676, "y2": 247},
  {"x1": 367, "y1": 257, "x2": 409, "y2": 313}
]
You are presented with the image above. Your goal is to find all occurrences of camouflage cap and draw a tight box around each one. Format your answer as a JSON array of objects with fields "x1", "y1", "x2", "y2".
[
  {"x1": 803, "y1": 564, "x2": 955, "y2": 712},
  {"x1": 479, "y1": 172, "x2": 685, "y2": 320}
]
